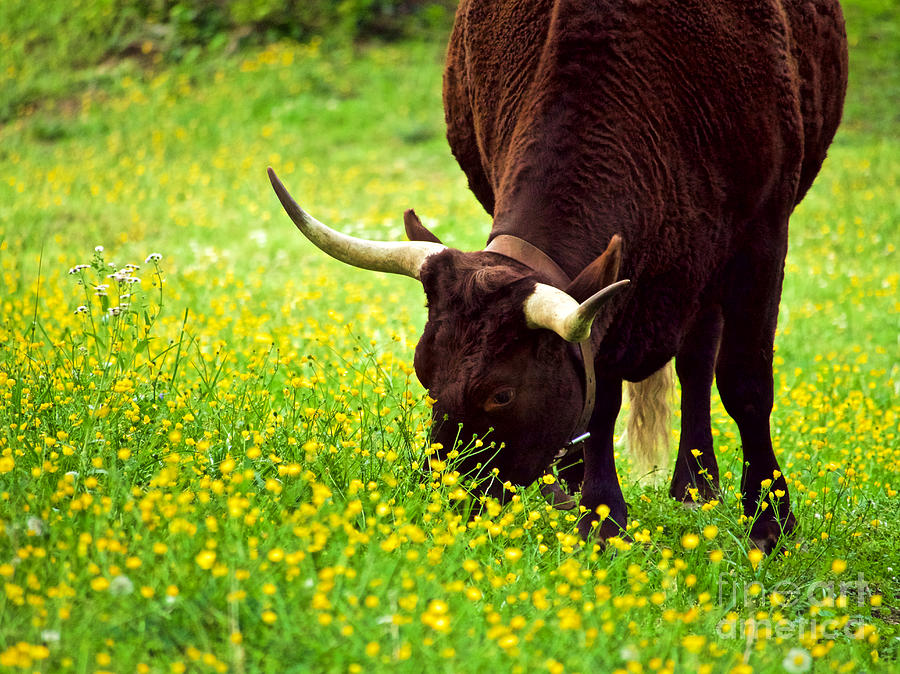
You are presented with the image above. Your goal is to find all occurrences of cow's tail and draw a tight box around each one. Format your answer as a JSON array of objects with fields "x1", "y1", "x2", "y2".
[{"x1": 626, "y1": 361, "x2": 673, "y2": 482}]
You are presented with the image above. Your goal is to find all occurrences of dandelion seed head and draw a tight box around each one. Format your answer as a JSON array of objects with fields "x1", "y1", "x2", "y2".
[
  {"x1": 40, "y1": 630, "x2": 61, "y2": 644},
  {"x1": 109, "y1": 575, "x2": 135, "y2": 596},
  {"x1": 782, "y1": 647, "x2": 812, "y2": 673},
  {"x1": 619, "y1": 645, "x2": 639, "y2": 661}
]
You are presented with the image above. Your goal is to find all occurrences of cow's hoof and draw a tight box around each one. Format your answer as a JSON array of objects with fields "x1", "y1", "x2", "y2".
[
  {"x1": 539, "y1": 480, "x2": 577, "y2": 510},
  {"x1": 669, "y1": 478, "x2": 719, "y2": 506},
  {"x1": 749, "y1": 512, "x2": 796, "y2": 555},
  {"x1": 578, "y1": 512, "x2": 628, "y2": 542}
]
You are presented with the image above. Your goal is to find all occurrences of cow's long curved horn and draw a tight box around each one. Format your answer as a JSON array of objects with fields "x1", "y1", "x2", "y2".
[
  {"x1": 523, "y1": 279, "x2": 630, "y2": 342},
  {"x1": 268, "y1": 168, "x2": 445, "y2": 280}
]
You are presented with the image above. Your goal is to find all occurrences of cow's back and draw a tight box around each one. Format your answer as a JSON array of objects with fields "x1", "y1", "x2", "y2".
[
  {"x1": 445, "y1": 0, "x2": 846, "y2": 222},
  {"x1": 782, "y1": 0, "x2": 848, "y2": 204}
]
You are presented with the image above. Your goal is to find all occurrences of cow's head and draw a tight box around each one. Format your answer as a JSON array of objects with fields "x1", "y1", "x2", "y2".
[{"x1": 269, "y1": 169, "x2": 627, "y2": 497}]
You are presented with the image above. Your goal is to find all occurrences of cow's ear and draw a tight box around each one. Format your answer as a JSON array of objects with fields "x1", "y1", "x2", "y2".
[
  {"x1": 565, "y1": 234, "x2": 623, "y2": 302},
  {"x1": 404, "y1": 209, "x2": 443, "y2": 244}
]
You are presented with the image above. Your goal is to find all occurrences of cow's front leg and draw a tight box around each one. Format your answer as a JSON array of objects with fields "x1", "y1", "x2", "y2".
[
  {"x1": 671, "y1": 306, "x2": 723, "y2": 503},
  {"x1": 578, "y1": 378, "x2": 627, "y2": 540}
]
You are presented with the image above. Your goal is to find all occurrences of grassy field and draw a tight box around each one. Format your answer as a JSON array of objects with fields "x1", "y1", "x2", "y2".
[{"x1": 1, "y1": 1, "x2": 898, "y2": 672}]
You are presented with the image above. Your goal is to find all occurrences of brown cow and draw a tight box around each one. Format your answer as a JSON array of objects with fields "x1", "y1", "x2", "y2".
[{"x1": 269, "y1": 0, "x2": 848, "y2": 551}]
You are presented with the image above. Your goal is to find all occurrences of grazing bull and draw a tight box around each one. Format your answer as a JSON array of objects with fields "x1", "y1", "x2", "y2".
[{"x1": 268, "y1": 0, "x2": 847, "y2": 551}]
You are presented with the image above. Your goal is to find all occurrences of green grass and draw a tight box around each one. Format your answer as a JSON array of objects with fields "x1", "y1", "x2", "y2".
[{"x1": 1, "y1": 1, "x2": 898, "y2": 672}]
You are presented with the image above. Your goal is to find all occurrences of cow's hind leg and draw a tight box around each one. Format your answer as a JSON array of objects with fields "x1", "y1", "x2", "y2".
[
  {"x1": 716, "y1": 246, "x2": 794, "y2": 552},
  {"x1": 670, "y1": 306, "x2": 723, "y2": 504}
]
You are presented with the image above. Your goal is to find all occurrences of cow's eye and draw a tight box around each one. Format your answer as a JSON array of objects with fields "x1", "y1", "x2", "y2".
[{"x1": 485, "y1": 387, "x2": 516, "y2": 411}]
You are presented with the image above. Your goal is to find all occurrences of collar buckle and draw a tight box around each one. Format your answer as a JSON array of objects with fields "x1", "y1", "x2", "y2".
[{"x1": 565, "y1": 431, "x2": 591, "y2": 448}]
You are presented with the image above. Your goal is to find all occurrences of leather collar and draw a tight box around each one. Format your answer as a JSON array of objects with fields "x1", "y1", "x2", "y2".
[{"x1": 485, "y1": 234, "x2": 573, "y2": 288}]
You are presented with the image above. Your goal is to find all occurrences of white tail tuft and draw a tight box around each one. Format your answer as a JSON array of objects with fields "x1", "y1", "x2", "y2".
[{"x1": 626, "y1": 361, "x2": 674, "y2": 484}]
